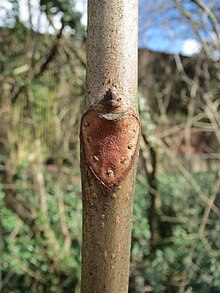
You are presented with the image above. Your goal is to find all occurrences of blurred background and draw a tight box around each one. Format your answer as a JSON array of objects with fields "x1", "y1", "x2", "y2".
[{"x1": 1, "y1": 0, "x2": 220, "y2": 292}]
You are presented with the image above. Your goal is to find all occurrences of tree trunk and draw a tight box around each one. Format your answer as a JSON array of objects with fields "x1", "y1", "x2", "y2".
[{"x1": 80, "y1": 1, "x2": 139, "y2": 292}]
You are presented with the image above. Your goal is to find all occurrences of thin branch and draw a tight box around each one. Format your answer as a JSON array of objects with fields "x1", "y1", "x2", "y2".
[
  {"x1": 32, "y1": 140, "x2": 48, "y2": 217},
  {"x1": 161, "y1": 140, "x2": 220, "y2": 218},
  {"x1": 191, "y1": 0, "x2": 220, "y2": 41},
  {"x1": 141, "y1": 133, "x2": 159, "y2": 252},
  {"x1": 55, "y1": 170, "x2": 71, "y2": 253},
  {"x1": 34, "y1": 24, "x2": 64, "y2": 79},
  {"x1": 9, "y1": 256, "x2": 46, "y2": 283},
  {"x1": 175, "y1": 0, "x2": 212, "y2": 58},
  {"x1": 12, "y1": 25, "x2": 64, "y2": 103}
]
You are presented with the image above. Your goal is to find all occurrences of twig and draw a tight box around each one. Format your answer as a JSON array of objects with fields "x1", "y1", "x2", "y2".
[
  {"x1": 161, "y1": 140, "x2": 220, "y2": 218},
  {"x1": 191, "y1": 0, "x2": 220, "y2": 42}
]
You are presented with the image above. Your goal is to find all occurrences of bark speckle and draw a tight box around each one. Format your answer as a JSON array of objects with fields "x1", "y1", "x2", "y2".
[
  {"x1": 87, "y1": 136, "x2": 93, "y2": 143},
  {"x1": 83, "y1": 120, "x2": 90, "y2": 127},
  {"x1": 120, "y1": 156, "x2": 127, "y2": 164},
  {"x1": 106, "y1": 169, "x2": 114, "y2": 177},
  {"x1": 111, "y1": 193, "x2": 117, "y2": 199},
  {"x1": 115, "y1": 215, "x2": 121, "y2": 224},
  {"x1": 93, "y1": 155, "x2": 99, "y2": 162},
  {"x1": 124, "y1": 194, "x2": 129, "y2": 203},
  {"x1": 112, "y1": 253, "x2": 116, "y2": 259}
]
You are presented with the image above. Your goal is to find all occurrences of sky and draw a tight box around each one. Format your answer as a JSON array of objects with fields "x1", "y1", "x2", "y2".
[
  {"x1": 0, "y1": 0, "x2": 87, "y2": 33},
  {"x1": 138, "y1": 0, "x2": 204, "y2": 55},
  {"x1": 139, "y1": 0, "x2": 220, "y2": 56},
  {"x1": 0, "y1": 0, "x2": 204, "y2": 56}
]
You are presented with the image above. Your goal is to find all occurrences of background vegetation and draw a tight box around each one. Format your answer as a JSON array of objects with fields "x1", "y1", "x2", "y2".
[{"x1": 1, "y1": 0, "x2": 220, "y2": 292}]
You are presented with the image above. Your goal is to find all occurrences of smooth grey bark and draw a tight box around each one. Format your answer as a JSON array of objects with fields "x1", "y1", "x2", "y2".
[
  {"x1": 86, "y1": 0, "x2": 138, "y2": 112},
  {"x1": 80, "y1": 1, "x2": 138, "y2": 292}
]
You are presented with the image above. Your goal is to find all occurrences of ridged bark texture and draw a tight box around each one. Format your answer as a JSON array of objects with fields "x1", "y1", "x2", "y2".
[{"x1": 80, "y1": 1, "x2": 138, "y2": 292}]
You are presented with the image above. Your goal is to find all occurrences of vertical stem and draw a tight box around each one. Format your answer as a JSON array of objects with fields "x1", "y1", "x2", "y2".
[
  {"x1": 80, "y1": 1, "x2": 138, "y2": 292},
  {"x1": 33, "y1": 140, "x2": 48, "y2": 218},
  {"x1": 142, "y1": 135, "x2": 159, "y2": 252},
  {"x1": 86, "y1": 0, "x2": 138, "y2": 112},
  {"x1": 55, "y1": 170, "x2": 71, "y2": 252}
]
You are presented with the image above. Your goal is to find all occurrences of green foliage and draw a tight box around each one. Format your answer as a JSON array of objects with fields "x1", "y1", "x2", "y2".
[
  {"x1": 2, "y1": 163, "x2": 220, "y2": 292},
  {"x1": 0, "y1": 3, "x2": 85, "y2": 288},
  {"x1": 130, "y1": 172, "x2": 220, "y2": 293},
  {"x1": 1, "y1": 1, "x2": 220, "y2": 292},
  {"x1": 1, "y1": 163, "x2": 82, "y2": 292},
  {"x1": 39, "y1": 0, "x2": 86, "y2": 41}
]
